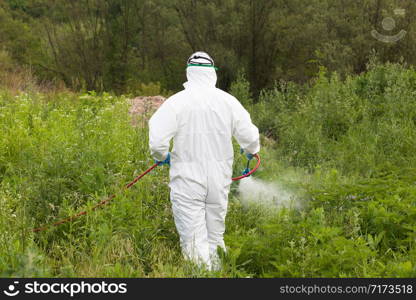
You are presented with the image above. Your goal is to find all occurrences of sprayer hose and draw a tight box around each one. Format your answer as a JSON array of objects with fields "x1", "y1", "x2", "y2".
[
  {"x1": 232, "y1": 153, "x2": 261, "y2": 181},
  {"x1": 33, "y1": 154, "x2": 261, "y2": 232}
]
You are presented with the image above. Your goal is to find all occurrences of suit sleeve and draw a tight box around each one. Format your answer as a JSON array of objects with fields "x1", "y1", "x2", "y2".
[
  {"x1": 149, "y1": 100, "x2": 177, "y2": 161},
  {"x1": 232, "y1": 99, "x2": 260, "y2": 155}
]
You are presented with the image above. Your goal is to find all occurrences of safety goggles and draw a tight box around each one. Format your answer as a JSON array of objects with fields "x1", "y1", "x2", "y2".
[{"x1": 187, "y1": 55, "x2": 219, "y2": 70}]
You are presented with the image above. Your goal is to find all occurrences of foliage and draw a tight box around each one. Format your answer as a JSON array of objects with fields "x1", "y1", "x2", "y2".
[
  {"x1": 1, "y1": 63, "x2": 416, "y2": 277},
  {"x1": 2, "y1": 0, "x2": 416, "y2": 94},
  {"x1": 242, "y1": 63, "x2": 416, "y2": 176}
]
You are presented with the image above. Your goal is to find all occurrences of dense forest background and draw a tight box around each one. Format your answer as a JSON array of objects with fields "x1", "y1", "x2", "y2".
[{"x1": 1, "y1": 0, "x2": 416, "y2": 95}]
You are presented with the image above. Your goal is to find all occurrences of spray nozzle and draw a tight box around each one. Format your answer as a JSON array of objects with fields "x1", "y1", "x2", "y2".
[{"x1": 241, "y1": 159, "x2": 251, "y2": 176}]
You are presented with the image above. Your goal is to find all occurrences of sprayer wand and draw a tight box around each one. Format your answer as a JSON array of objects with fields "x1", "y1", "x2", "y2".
[{"x1": 33, "y1": 154, "x2": 261, "y2": 232}]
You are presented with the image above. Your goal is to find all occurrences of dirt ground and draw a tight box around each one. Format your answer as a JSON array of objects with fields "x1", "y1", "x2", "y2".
[{"x1": 128, "y1": 95, "x2": 165, "y2": 125}]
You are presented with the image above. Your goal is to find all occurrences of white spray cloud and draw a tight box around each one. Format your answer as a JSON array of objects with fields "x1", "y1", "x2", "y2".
[{"x1": 237, "y1": 177, "x2": 300, "y2": 209}]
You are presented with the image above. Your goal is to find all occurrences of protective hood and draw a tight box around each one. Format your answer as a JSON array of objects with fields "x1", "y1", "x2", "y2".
[{"x1": 184, "y1": 66, "x2": 217, "y2": 89}]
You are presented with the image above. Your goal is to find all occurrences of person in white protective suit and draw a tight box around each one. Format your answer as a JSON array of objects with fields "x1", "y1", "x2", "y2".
[{"x1": 148, "y1": 51, "x2": 260, "y2": 270}]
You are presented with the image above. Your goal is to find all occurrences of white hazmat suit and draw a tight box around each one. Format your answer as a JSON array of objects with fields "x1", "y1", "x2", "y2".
[{"x1": 149, "y1": 52, "x2": 260, "y2": 269}]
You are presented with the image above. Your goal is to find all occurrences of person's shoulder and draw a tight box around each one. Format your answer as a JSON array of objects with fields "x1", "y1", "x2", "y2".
[
  {"x1": 159, "y1": 91, "x2": 187, "y2": 110},
  {"x1": 215, "y1": 88, "x2": 243, "y2": 108},
  {"x1": 164, "y1": 90, "x2": 186, "y2": 103},
  {"x1": 158, "y1": 90, "x2": 191, "y2": 115},
  {"x1": 214, "y1": 88, "x2": 239, "y2": 102}
]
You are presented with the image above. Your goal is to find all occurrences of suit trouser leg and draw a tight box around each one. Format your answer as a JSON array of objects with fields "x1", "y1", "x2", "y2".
[
  {"x1": 205, "y1": 174, "x2": 230, "y2": 267},
  {"x1": 170, "y1": 190, "x2": 211, "y2": 268}
]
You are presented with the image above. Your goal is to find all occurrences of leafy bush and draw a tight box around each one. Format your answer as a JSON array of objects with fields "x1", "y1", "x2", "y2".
[
  {"x1": 234, "y1": 63, "x2": 416, "y2": 176},
  {"x1": 233, "y1": 169, "x2": 416, "y2": 277},
  {"x1": 1, "y1": 63, "x2": 415, "y2": 277},
  {"x1": 226, "y1": 63, "x2": 416, "y2": 278}
]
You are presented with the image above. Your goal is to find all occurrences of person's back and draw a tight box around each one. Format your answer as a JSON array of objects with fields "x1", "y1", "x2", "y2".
[
  {"x1": 170, "y1": 86, "x2": 235, "y2": 163},
  {"x1": 149, "y1": 52, "x2": 260, "y2": 270}
]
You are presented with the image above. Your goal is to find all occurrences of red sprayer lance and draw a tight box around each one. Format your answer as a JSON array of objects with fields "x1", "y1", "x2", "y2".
[{"x1": 33, "y1": 154, "x2": 261, "y2": 232}]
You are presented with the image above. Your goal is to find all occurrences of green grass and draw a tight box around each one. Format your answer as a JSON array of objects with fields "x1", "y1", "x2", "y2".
[{"x1": 1, "y1": 63, "x2": 416, "y2": 277}]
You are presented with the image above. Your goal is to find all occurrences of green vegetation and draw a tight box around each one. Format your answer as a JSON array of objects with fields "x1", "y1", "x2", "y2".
[
  {"x1": 0, "y1": 0, "x2": 415, "y2": 279},
  {"x1": 1, "y1": 0, "x2": 416, "y2": 94},
  {"x1": 1, "y1": 63, "x2": 415, "y2": 277}
]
